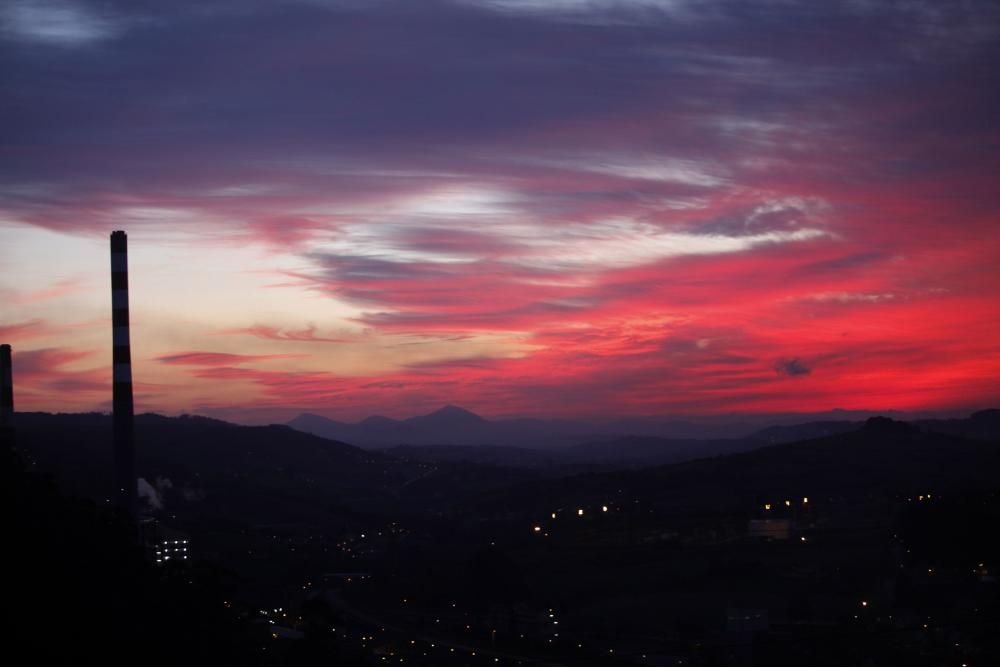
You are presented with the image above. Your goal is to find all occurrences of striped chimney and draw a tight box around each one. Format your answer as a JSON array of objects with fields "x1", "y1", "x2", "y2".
[
  {"x1": 1, "y1": 344, "x2": 12, "y2": 432},
  {"x1": 111, "y1": 231, "x2": 137, "y2": 516}
]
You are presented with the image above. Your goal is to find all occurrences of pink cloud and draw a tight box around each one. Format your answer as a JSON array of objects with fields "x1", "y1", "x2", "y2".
[
  {"x1": 155, "y1": 351, "x2": 304, "y2": 366},
  {"x1": 221, "y1": 324, "x2": 360, "y2": 344},
  {"x1": 0, "y1": 319, "x2": 48, "y2": 342}
]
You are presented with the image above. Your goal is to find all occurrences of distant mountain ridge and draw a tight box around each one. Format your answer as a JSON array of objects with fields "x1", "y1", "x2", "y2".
[
  {"x1": 288, "y1": 405, "x2": 1000, "y2": 466},
  {"x1": 289, "y1": 404, "x2": 865, "y2": 449},
  {"x1": 13, "y1": 410, "x2": 1000, "y2": 522},
  {"x1": 288, "y1": 405, "x2": 598, "y2": 449},
  {"x1": 478, "y1": 414, "x2": 1000, "y2": 518}
]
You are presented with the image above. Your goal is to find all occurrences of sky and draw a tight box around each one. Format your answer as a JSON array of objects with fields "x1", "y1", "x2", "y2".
[{"x1": 1, "y1": 0, "x2": 999, "y2": 423}]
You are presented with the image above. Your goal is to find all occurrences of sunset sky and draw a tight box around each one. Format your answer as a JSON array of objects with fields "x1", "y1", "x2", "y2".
[{"x1": 2, "y1": 0, "x2": 999, "y2": 423}]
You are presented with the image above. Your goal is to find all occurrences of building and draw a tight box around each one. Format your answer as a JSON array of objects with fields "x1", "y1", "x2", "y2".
[{"x1": 139, "y1": 518, "x2": 191, "y2": 565}]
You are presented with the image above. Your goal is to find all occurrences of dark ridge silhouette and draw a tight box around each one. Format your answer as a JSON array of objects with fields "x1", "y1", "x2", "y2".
[
  {"x1": 382, "y1": 443, "x2": 565, "y2": 468},
  {"x1": 13, "y1": 412, "x2": 413, "y2": 516},
  {"x1": 477, "y1": 416, "x2": 1000, "y2": 519},
  {"x1": 12, "y1": 409, "x2": 1000, "y2": 665},
  {"x1": 289, "y1": 407, "x2": 1000, "y2": 471},
  {"x1": 288, "y1": 405, "x2": 863, "y2": 452},
  {"x1": 1, "y1": 439, "x2": 274, "y2": 665},
  {"x1": 916, "y1": 408, "x2": 1000, "y2": 441},
  {"x1": 862, "y1": 415, "x2": 919, "y2": 436},
  {"x1": 288, "y1": 406, "x2": 949, "y2": 450}
]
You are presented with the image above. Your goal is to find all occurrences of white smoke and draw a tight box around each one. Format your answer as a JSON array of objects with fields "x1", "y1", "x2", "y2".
[
  {"x1": 137, "y1": 477, "x2": 161, "y2": 509},
  {"x1": 137, "y1": 476, "x2": 171, "y2": 510}
]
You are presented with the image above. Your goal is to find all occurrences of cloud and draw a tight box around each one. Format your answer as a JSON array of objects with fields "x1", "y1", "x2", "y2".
[
  {"x1": 462, "y1": 0, "x2": 699, "y2": 24},
  {"x1": 137, "y1": 477, "x2": 162, "y2": 510},
  {"x1": 0, "y1": 319, "x2": 47, "y2": 341},
  {"x1": 156, "y1": 352, "x2": 301, "y2": 366},
  {"x1": 1, "y1": 1, "x2": 123, "y2": 46},
  {"x1": 800, "y1": 292, "x2": 896, "y2": 304},
  {"x1": 774, "y1": 357, "x2": 811, "y2": 377},
  {"x1": 13, "y1": 347, "x2": 94, "y2": 375},
  {"x1": 12, "y1": 278, "x2": 84, "y2": 304},
  {"x1": 2, "y1": 0, "x2": 999, "y2": 418},
  {"x1": 7, "y1": 347, "x2": 107, "y2": 407},
  {"x1": 222, "y1": 324, "x2": 359, "y2": 344}
]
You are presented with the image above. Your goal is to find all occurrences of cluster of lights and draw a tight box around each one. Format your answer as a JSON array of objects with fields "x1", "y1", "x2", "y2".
[
  {"x1": 535, "y1": 504, "x2": 613, "y2": 535},
  {"x1": 763, "y1": 497, "x2": 808, "y2": 512},
  {"x1": 154, "y1": 538, "x2": 188, "y2": 564}
]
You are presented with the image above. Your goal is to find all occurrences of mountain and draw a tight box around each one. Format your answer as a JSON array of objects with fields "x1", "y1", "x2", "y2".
[
  {"x1": 287, "y1": 406, "x2": 770, "y2": 450},
  {"x1": 11, "y1": 411, "x2": 559, "y2": 522},
  {"x1": 747, "y1": 419, "x2": 861, "y2": 444},
  {"x1": 11, "y1": 412, "x2": 423, "y2": 521},
  {"x1": 480, "y1": 416, "x2": 1000, "y2": 517},
  {"x1": 11, "y1": 411, "x2": 999, "y2": 665},
  {"x1": 564, "y1": 435, "x2": 759, "y2": 466},
  {"x1": 288, "y1": 405, "x2": 569, "y2": 448},
  {"x1": 559, "y1": 422, "x2": 861, "y2": 466},
  {"x1": 382, "y1": 443, "x2": 569, "y2": 468},
  {"x1": 2, "y1": 426, "x2": 270, "y2": 664},
  {"x1": 289, "y1": 407, "x2": 1000, "y2": 470},
  {"x1": 917, "y1": 408, "x2": 1000, "y2": 441}
]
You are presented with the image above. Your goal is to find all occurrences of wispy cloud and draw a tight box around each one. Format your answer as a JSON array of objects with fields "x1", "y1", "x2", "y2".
[
  {"x1": 156, "y1": 352, "x2": 304, "y2": 367},
  {"x1": 0, "y1": 319, "x2": 48, "y2": 341},
  {"x1": 1, "y1": 1, "x2": 124, "y2": 46},
  {"x1": 1, "y1": 0, "x2": 998, "y2": 417},
  {"x1": 221, "y1": 324, "x2": 360, "y2": 344}
]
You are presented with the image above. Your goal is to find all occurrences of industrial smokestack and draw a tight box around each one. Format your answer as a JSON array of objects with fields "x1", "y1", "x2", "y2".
[
  {"x1": 111, "y1": 231, "x2": 137, "y2": 516},
  {"x1": 1, "y1": 344, "x2": 12, "y2": 434}
]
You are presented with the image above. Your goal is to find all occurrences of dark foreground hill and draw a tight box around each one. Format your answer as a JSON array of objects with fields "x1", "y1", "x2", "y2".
[
  {"x1": 12, "y1": 411, "x2": 547, "y2": 522},
  {"x1": 13, "y1": 412, "x2": 409, "y2": 518},
  {"x1": 292, "y1": 407, "x2": 1000, "y2": 471},
  {"x1": 7, "y1": 412, "x2": 1000, "y2": 665},
  {"x1": 2, "y1": 434, "x2": 277, "y2": 665},
  {"x1": 387, "y1": 418, "x2": 1000, "y2": 665}
]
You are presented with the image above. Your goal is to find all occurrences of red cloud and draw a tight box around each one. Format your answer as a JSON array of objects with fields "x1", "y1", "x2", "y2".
[
  {"x1": 4, "y1": 1, "x2": 999, "y2": 421},
  {"x1": 156, "y1": 351, "x2": 303, "y2": 366},
  {"x1": 8, "y1": 347, "x2": 107, "y2": 410},
  {"x1": 0, "y1": 319, "x2": 48, "y2": 342},
  {"x1": 221, "y1": 324, "x2": 359, "y2": 343}
]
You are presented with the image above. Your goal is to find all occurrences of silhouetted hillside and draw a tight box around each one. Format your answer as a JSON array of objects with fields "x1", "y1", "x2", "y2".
[
  {"x1": 917, "y1": 408, "x2": 1000, "y2": 441},
  {"x1": 287, "y1": 406, "x2": 942, "y2": 451},
  {"x1": 287, "y1": 406, "x2": 759, "y2": 449},
  {"x1": 13, "y1": 412, "x2": 556, "y2": 522},
  {"x1": 8, "y1": 412, "x2": 1000, "y2": 665},
  {"x1": 481, "y1": 417, "x2": 1000, "y2": 516},
  {"x1": 382, "y1": 443, "x2": 563, "y2": 468},
  {"x1": 1, "y1": 437, "x2": 271, "y2": 665},
  {"x1": 289, "y1": 406, "x2": 580, "y2": 448},
  {"x1": 747, "y1": 419, "x2": 861, "y2": 444},
  {"x1": 13, "y1": 412, "x2": 422, "y2": 520}
]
